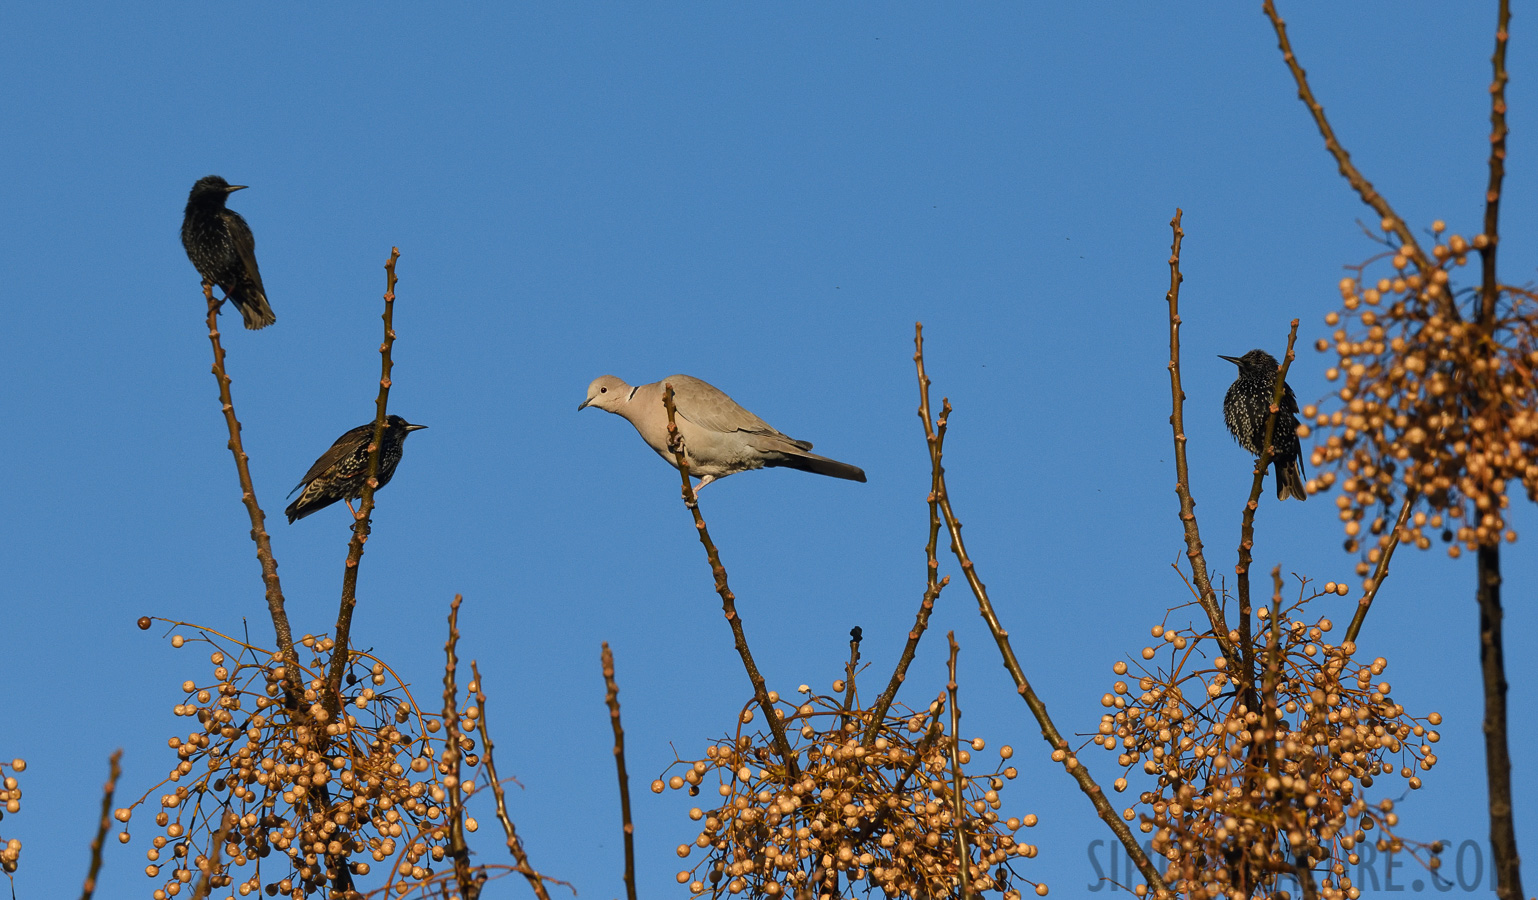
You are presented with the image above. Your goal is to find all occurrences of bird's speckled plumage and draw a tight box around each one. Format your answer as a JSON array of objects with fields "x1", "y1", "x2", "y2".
[
  {"x1": 181, "y1": 175, "x2": 276, "y2": 330},
  {"x1": 1222, "y1": 349, "x2": 1307, "y2": 501},
  {"x1": 286, "y1": 416, "x2": 427, "y2": 522}
]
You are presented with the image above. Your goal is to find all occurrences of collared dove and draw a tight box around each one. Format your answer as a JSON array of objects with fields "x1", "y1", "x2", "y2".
[{"x1": 579, "y1": 374, "x2": 867, "y2": 491}]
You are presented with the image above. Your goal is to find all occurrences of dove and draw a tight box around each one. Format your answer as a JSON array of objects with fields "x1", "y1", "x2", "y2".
[{"x1": 579, "y1": 374, "x2": 866, "y2": 491}]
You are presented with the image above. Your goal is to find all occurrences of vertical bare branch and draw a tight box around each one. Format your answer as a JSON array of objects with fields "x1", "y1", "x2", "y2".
[
  {"x1": 1163, "y1": 211, "x2": 1239, "y2": 663},
  {"x1": 661, "y1": 384, "x2": 801, "y2": 779},
  {"x1": 863, "y1": 373, "x2": 950, "y2": 745},
  {"x1": 203, "y1": 286, "x2": 297, "y2": 668},
  {"x1": 327, "y1": 248, "x2": 401, "y2": 703},
  {"x1": 1480, "y1": 542, "x2": 1522, "y2": 900},
  {"x1": 443, "y1": 595, "x2": 482, "y2": 900},
  {"x1": 78, "y1": 750, "x2": 121, "y2": 900},
  {"x1": 472, "y1": 662, "x2": 554, "y2": 900},
  {"x1": 601, "y1": 644, "x2": 637, "y2": 900},
  {"x1": 1480, "y1": 0, "x2": 1511, "y2": 327},
  {"x1": 1234, "y1": 319, "x2": 1301, "y2": 698},
  {"x1": 945, "y1": 632, "x2": 970, "y2": 899},
  {"x1": 914, "y1": 323, "x2": 1168, "y2": 895}
]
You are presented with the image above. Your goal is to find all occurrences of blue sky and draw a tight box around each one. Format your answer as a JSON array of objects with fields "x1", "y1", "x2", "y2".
[{"x1": 1, "y1": 3, "x2": 1531, "y2": 897}]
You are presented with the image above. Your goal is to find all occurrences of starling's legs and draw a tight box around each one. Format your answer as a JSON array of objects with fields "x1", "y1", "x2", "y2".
[{"x1": 346, "y1": 499, "x2": 359, "y2": 518}]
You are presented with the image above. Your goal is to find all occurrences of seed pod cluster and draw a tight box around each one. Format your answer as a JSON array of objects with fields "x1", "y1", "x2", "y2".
[
  {"x1": 1306, "y1": 220, "x2": 1537, "y2": 573},
  {"x1": 1093, "y1": 592, "x2": 1441, "y2": 900},
  {"x1": 0, "y1": 757, "x2": 24, "y2": 876},
  {"x1": 117, "y1": 629, "x2": 483, "y2": 899},
  {"x1": 658, "y1": 678, "x2": 1043, "y2": 899}
]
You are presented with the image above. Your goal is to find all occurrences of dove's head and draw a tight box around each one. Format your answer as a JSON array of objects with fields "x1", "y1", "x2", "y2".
[{"x1": 579, "y1": 375, "x2": 632, "y2": 412}]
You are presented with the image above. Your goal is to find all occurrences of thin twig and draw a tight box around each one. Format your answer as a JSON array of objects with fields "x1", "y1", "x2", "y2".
[
  {"x1": 661, "y1": 384, "x2": 801, "y2": 779},
  {"x1": 601, "y1": 644, "x2": 638, "y2": 900},
  {"x1": 1261, "y1": 0, "x2": 1445, "y2": 310},
  {"x1": 914, "y1": 323, "x2": 1169, "y2": 895},
  {"x1": 840, "y1": 627, "x2": 862, "y2": 733},
  {"x1": 946, "y1": 632, "x2": 970, "y2": 899},
  {"x1": 327, "y1": 248, "x2": 401, "y2": 706},
  {"x1": 1478, "y1": 542, "x2": 1522, "y2": 900},
  {"x1": 1343, "y1": 489, "x2": 1417, "y2": 644},
  {"x1": 78, "y1": 750, "x2": 121, "y2": 900},
  {"x1": 189, "y1": 811, "x2": 233, "y2": 900},
  {"x1": 472, "y1": 662, "x2": 557, "y2": 900},
  {"x1": 1234, "y1": 319, "x2": 1301, "y2": 700},
  {"x1": 203, "y1": 285, "x2": 297, "y2": 669},
  {"x1": 1162, "y1": 211, "x2": 1239, "y2": 663},
  {"x1": 443, "y1": 596, "x2": 482, "y2": 900},
  {"x1": 864, "y1": 364, "x2": 952, "y2": 746}
]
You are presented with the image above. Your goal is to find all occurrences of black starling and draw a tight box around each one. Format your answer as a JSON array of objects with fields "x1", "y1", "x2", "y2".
[
  {"x1": 285, "y1": 416, "x2": 428, "y2": 523},
  {"x1": 181, "y1": 175, "x2": 277, "y2": 330},
  {"x1": 1221, "y1": 349, "x2": 1307, "y2": 501}
]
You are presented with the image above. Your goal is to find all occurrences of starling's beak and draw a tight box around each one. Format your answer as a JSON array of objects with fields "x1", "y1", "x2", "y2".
[
  {"x1": 578, "y1": 398, "x2": 591, "y2": 411},
  {"x1": 405, "y1": 424, "x2": 428, "y2": 432},
  {"x1": 225, "y1": 184, "x2": 249, "y2": 193},
  {"x1": 1218, "y1": 355, "x2": 1242, "y2": 365}
]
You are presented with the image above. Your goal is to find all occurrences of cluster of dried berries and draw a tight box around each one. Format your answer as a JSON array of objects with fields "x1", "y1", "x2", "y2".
[
  {"x1": 655, "y1": 677, "x2": 1043, "y2": 899},
  {"x1": 1092, "y1": 587, "x2": 1441, "y2": 900},
  {"x1": 1302, "y1": 218, "x2": 1538, "y2": 568},
  {"x1": 0, "y1": 757, "x2": 24, "y2": 876},
  {"x1": 117, "y1": 626, "x2": 482, "y2": 900}
]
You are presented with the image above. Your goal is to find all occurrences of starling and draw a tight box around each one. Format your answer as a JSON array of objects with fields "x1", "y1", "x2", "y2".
[
  {"x1": 181, "y1": 175, "x2": 276, "y2": 330},
  {"x1": 286, "y1": 416, "x2": 428, "y2": 523},
  {"x1": 1221, "y1": 349, "x2": 1307, "y2": 501}
]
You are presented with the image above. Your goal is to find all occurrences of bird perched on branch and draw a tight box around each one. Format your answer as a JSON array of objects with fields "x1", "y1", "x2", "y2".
[
  {"x1": 579, "y1": 374, "x2": 866, "y2": 491},
  {"x1": 1221, "y1": 349, "x2": 1307, "y2": 501},
  {"x1": 286, "y1": 416, "x2": 428, "y2": 522},
  {"x1": 181, "y1": 175, "x2": 276, "y2": 330}
]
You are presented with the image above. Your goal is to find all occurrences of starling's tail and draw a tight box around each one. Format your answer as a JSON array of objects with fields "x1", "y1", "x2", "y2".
[
  {"x1": 1276, "y1": 457, "x2": 1308, "y2": 501},
  {"x1": 769, "y1": 451, "x2": 868, "y2": 483},
  {"x1": 234, "y1": 288, "x2": 277, "y2": 330}
]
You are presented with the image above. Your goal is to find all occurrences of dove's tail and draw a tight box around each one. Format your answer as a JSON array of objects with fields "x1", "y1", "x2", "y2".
[{"x1": 771, "y1": 451, "x2": 867, "y2": 483}]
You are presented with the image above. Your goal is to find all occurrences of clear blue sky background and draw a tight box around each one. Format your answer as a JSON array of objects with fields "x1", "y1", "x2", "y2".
[{"x1": 2, "y1": 3, "x2": 1532, "y2": 897}]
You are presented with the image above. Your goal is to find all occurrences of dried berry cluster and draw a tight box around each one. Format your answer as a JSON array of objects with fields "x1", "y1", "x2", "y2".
[
  {"x1": 0, "y1": 757, "x2": 24, "y2": 876},
  {"x1": 117, "y1": 625, "x2": 482, "y2": 900},
  {"x1": 1303, "y1": 219, "x2": 1538, "y2": 567},
  {"x1": 1093, "y1": 588, "x2": 1441, "y2": 899},
  {"x1": 655, "y1": 678, "x2": 1042, "y2": 899}
]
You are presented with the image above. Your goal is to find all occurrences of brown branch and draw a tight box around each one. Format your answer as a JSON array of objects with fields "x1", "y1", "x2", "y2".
[
  {"x1": 864, "y1": 362, "x2": 952, "y2": 747},
  {"x1": 1479, "y1": 544, "x2": 1523, "y2": 900},
  {"x1": 601, "y1": 643, "x2": 637, "y2": 900},
  {"x1": 1163, "y1": 211, "x2": 1239, "y2": 663},
  {"x1": 1480, "y1": 0, "x2": 1511, "y2": 327},
  {"x1": 327, "y1": 248, "x2": 400, "y2": 705},
  {"x1": 1261, "y1": 0, "x2": 1445, "y2": 310},
  {"x1": 203, "y1": 285, "x2": 297, "y2": 669},
  {"x1": 840, "y1": 628, "x2": 862, "y2": 733},
  {"x1": 472, "y1": 662, "x2": 556, "y2": 900},
  {"x1": 1234, "y1": 319, "x2": 1301, "y2": 699},
  {"x1": 189, "y1": 811, "x2": 233, "y2": 900},
  {"x1": 945, "y1": 632, "x2": 970, "y2": 899},
  {"x1": 914, "y1": 323, "x2": 1169, "y2": 896},
  {"x1": 661, "y1": 384, "x2": 801, "y2": 780},
  {"x1": 78, "y1": 750, "x2": 121, "y2": 900},
  {"x1": 1343, "y1": 489, "x2": 1417, "y2": 645},
  {"x1": 443, "y1": 596, "x2": 482, "y2": 900}
]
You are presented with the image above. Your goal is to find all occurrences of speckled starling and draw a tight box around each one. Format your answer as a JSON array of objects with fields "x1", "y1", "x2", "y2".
[
  {"x1": 286, "y1": 416, "x2": 428, "y2": 523},
  {"x1": 1221, "y1": 349, "x2": 1307, "y2": 501},
  {"x1": 181, "y1": 175, "x2": 276, "y2": 330}
]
